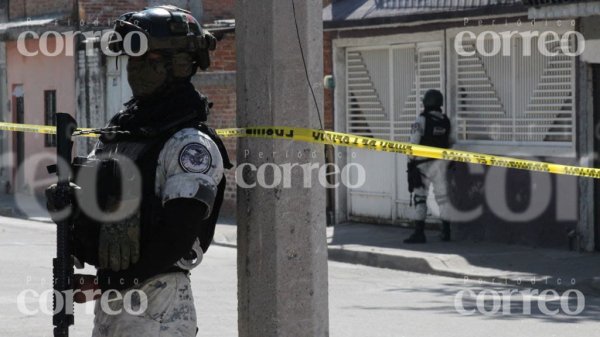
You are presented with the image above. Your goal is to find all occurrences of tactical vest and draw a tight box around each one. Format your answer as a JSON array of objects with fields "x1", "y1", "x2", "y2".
[
  {"x1": 419, "y1": 110, "x2": 451, "y2": 149},
  {"x1": 71, "y1": 123, "x2": 231, "y2": 270}
]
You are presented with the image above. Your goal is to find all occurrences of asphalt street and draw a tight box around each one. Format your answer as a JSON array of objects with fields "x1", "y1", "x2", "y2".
[{"x1": 0, "y1": 216, "x2": 598, "y2": 337}]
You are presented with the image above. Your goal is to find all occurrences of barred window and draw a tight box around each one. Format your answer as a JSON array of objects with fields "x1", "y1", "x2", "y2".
[
  {"x1": 345, "y1": 43, "x2": 444, "y2": 142},
  {"x1": 453, "y1": 33, "x2": 576, "y2": 148}
]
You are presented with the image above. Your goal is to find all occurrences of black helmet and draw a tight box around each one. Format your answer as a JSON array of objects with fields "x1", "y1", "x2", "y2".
[
  {"x1": 423, "y1": 89, "x2": 444, "y2": 109},
  {"x1": 107, "y1": 5, "x2": 216, "y2": 70}
]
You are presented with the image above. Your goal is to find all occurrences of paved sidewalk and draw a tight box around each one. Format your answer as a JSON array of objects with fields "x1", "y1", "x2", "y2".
[
  {"x1": 213, "y1": 222, "x2": 600, "y2": 296},
  {"x1": 0, "y1": 192, "x2": 52, "y2": 223}
]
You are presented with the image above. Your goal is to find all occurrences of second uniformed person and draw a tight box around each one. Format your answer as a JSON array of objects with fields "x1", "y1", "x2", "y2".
[{"x1": 405, "y1": 89, "x2": 453, "y2": 244}]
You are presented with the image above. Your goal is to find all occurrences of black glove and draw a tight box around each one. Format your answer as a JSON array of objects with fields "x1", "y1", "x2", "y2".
[{"x1": 45, "y1": 182, "x2": 80, "y2": 222}]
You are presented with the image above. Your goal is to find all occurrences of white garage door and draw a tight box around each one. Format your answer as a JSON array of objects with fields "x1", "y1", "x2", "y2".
[{"x1": 345, "y1": 42, "x2": 444, "y2": 223}]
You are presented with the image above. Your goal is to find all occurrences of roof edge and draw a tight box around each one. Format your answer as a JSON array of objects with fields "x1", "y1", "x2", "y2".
[{"x1": 324, "y1": 5, "x2": 528, "y2": 30}]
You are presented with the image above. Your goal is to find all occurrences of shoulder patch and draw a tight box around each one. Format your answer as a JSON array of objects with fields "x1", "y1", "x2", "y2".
[
  {"x1": 179, "y1": 143, "x2": 212, "y2": 174},
  {"x1": 411, "y1": 122, "x2": 421, "y2": 134}
]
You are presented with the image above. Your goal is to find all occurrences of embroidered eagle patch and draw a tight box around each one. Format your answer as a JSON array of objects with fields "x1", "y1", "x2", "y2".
[
  {"x1": 411, "y1": 122, "x2": 421, "y2": 134},
  {"x1": 179, "y1": 143, "x2": 212, "y2": 174}
]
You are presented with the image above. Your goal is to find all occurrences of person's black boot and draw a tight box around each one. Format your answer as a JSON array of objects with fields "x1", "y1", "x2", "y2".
[
  {"x1": 404, "y1": 220, "x2": 426, "y2": 244},
  {"x1": 440, "y1": 221, "x2": 451, "y2": 242}
]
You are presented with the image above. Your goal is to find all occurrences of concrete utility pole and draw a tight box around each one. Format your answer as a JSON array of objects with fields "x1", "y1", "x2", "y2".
[{"x1": 236, "y1": 0, "x2": 329, "y2": 336}]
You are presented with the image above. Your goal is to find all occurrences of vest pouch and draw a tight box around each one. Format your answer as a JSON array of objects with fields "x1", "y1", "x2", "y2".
[
  {"x1": 97, "y1": 158, "x2": 122, "y2": 212},
  {"x1": 70, "y1": 157, "x2": 103, "y2": 267},
  {"x1": 420, "y1": 111, "x2": 451, "y2": 149}
]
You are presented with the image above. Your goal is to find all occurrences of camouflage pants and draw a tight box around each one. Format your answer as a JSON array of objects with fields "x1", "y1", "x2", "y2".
[
  {"x1": 92, "y1": 272, "x2": 197, "y2": 337},
  {"x1": 413, "y1": 160, "x2": 450, "y2": 221}
]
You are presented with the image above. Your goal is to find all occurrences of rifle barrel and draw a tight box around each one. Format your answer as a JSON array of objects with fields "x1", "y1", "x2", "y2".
[{"x1": 52, "y1": 113, "x2": 77, "y2": 337}]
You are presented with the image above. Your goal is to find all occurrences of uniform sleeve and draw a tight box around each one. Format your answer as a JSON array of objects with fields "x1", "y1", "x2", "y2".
[
  {"x1": 157, "y1": 129, "x2": 224, "y2": 218},
  {"x1": 409, "y1": 116, "x2": 426, "y2": 161},
  {"x1": 409, "y1": 115, "x2": 426, "y2": 145}
]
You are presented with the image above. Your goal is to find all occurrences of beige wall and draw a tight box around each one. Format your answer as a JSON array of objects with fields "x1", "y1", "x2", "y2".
[{"x1": 6, "y1": 37, "x2": 76, "y2": 194}]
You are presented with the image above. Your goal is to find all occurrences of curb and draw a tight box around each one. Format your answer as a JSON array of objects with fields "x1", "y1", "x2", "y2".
[
  {"x1": 328, "y1": 246, "x2": 600, "y2": 297},
  {"x1": 212, "y1": 241, "x2": 237, "y2": 249},
  {"x1": 213, "y1": 237, "x2": 600, "y2": 297}
]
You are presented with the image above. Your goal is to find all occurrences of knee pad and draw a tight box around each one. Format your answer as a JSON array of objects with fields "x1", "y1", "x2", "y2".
[{"x1": 413, "y1": 194, "x2": 427, "y2": 206}]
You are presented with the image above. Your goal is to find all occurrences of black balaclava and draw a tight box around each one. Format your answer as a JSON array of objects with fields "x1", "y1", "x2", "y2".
[
  {"x1": 126, "y1": 56, "x2": 169, "y2": 99},
  {"x1": 127, "y1": 52, "x2": 196, "y2": 100}
]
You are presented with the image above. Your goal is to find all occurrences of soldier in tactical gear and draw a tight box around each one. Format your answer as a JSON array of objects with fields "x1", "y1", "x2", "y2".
[
  {"x1": 46, "y1": 6, "x2": 230, "y2": 337},
  {"x1": 404, "y1": 89, "x2": 453, "y2": 244}
]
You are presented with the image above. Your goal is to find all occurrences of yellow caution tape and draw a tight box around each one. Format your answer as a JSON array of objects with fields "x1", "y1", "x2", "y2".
[
  {"x1": 0, "y1": 122, "x2": 98, "y2": 138},
  {"x1": 0, "y1": 122, "x2": 65, "y2": 136},
  {"x1": 217, "y1": 126, "x2": 599, "y2": 179},
  {"x1": 0, "y1": 122, "x2": 597, "y2": 179}
]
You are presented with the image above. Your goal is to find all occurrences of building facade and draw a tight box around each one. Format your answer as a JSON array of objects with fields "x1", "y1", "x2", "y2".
[
  {"x1": 0, "y1": 0, "x2": 237, "y2": 202},
  {"x1": 3, "y1": 0, "x2": 595, "y2": 250},
  {"x1": 324, "y1": 0, "x2": 596, "y2": 250}
]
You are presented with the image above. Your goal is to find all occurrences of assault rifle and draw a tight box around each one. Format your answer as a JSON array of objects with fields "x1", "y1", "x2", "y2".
[{"x1": 50, "y1": 113, "x2": 77, "y2": 337}]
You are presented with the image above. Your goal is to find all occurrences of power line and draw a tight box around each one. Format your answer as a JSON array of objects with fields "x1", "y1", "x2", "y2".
[{"x1": 291, "y1": 0, "x2": 325, "y2": 131}]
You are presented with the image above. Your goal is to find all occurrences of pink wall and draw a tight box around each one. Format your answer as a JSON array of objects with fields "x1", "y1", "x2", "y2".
[{"x1": 6, "y1": 37, "x2": 76, "y2": 194}]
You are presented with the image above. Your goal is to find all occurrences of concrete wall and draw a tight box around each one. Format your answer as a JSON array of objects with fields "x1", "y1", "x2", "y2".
[
  {"x1": 202, "y1": 0, "x2": 235, "y2": 22},
  {"x1": 77, "y1": 0, "x2": 203, "y2": 27},
  {"x1": 77, "y1": 0, "x2": 146, "y2": 26},
  {"x1": 6, "y1": 38, "x2": 76, "y2": 194},
  {"x1": 9, "y1": 0, "x2": 72, "y2": 19}
]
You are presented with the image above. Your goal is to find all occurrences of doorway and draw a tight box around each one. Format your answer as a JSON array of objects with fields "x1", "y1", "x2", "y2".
[{"x1": 12, "y1": 85, "x2": 24, "y2": 192}]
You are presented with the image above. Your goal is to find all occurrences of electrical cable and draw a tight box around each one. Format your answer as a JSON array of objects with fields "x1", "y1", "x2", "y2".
[{"x1": 291, "y1": 0, "x2": 325, "y2": 131}]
